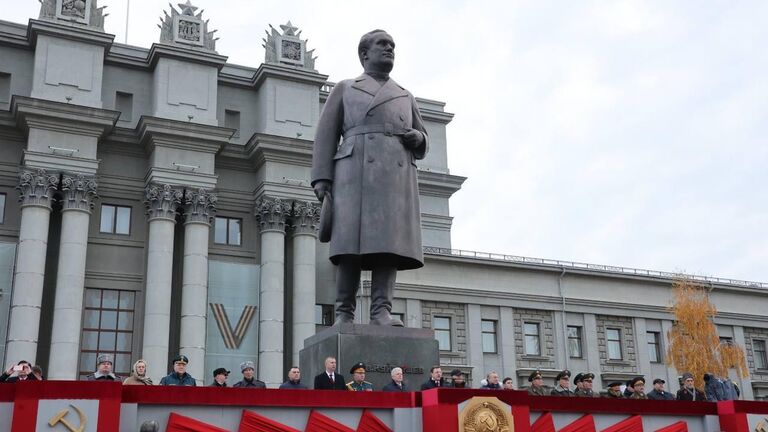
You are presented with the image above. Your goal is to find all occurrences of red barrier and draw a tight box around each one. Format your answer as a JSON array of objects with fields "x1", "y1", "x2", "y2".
[{"x1": 0, "y1": 382, "x2": 766, "y2": 431}]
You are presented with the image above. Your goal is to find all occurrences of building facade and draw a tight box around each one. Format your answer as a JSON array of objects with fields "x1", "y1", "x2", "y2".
[{"x1": 0, "y1": 0, "x2": 766, "y2": 399}]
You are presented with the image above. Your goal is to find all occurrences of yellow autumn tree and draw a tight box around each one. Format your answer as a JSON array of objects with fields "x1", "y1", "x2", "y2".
[{"x1": 666, "y1": 277, "x2": 748, "y2": 390}]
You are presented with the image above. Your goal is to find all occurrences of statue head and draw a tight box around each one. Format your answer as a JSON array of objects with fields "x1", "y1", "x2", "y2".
[{"x1": 358, "y1": 30, "x2": 395, "y2": 74}]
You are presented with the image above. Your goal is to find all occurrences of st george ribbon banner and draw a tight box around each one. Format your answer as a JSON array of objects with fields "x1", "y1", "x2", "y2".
[{"x1": 205, "y1": 260, "x2": 260, "y2": 384}]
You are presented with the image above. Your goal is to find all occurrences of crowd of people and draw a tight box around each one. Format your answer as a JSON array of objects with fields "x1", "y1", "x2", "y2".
[{"x1": 0, "y1": 355, "x2": 743, "y2": 402}]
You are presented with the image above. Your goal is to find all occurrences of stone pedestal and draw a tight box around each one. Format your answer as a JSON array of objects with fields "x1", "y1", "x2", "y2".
[{"x1": 299, "y1": 324, "x2": 439, "y2": 391}]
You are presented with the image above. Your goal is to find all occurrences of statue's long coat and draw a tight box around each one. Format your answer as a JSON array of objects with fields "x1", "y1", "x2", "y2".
[{"x1": 311, "y1": 74, "x2": 428, "y2": 270}]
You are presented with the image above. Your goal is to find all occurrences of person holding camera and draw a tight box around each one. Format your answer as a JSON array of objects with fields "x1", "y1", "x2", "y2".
[{"x1": 0, "y1": 360, "x2": 38, "y2": 382}]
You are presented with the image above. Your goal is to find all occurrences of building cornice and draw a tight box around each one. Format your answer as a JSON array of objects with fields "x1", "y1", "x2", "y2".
[
  {"x1": 417, "y1": 170, "x2": 466, "y2": 198},
  {"x1": 147, "y1": 43, "x2": 228, "y2": 71},
  {"x1": 12, "y1": 96, "x2": 120, "y2": 137},
  {"x1": 27, "y1": 19, "x2": 114, "y2": 49},
  {"x1": 422, "y1": 248, "x2": 768, "y2": 294},
  {"x1": 252, "y1": 63, "x2": 328, "y2": 90},
  {"x1": 0, "y1": 19, "x2": 30, "y2": 48},
  {"x1": 245, "y1": 133, "x2": 313, "y2": 170},
  {"x1": 136, "y1": 116, "x2": 235, "y2": 155}
]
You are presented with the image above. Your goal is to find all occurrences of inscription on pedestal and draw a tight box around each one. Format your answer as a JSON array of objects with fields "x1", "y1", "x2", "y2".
[{"x1": 300, "y1": 323, "x2": 438, "y2": 390}]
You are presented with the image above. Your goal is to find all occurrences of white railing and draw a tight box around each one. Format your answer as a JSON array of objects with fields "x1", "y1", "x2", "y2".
[{"x1": 423, "y1": 246, "x2": 767, "y2": 289}]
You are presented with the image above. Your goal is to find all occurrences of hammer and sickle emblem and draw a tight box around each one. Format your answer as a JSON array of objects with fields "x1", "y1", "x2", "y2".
[
  {"x1": 756, "y1": 418, "x2": 768, "y2": 432},
  {"x1": 48, "y1": 404, "x2": 86, "y2": 432}
]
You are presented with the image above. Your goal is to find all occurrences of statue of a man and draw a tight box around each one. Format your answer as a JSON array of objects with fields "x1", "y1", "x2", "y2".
[{"x1": 311, "y1": 30, "x2": 428, "y2": 326}]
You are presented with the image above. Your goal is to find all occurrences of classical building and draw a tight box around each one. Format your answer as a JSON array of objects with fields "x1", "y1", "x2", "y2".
[{"x1": 0, "y1": 0, "x2": 766, "y2": 400}]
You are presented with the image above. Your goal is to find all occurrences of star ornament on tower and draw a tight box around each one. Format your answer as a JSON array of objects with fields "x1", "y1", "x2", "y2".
[{"x1": 178, "y1": 0, "x2": 198, "y2": 16}]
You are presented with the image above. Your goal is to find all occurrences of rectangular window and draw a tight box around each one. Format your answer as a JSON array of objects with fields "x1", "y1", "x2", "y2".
[
  {"x1": 392, "y1": 312, "x2": 405, "y2": 326},
  {"x1": 0, "y1": 193, "x2": 5, "y2": 224},
  {"x1": 0, "y1": 72, "x2": 10, "y2": 104},
  {"x1": 481, "y1": 320, "x2": 497, "y2": 353},
  {"x1": 606, "y1": 328, "x2": 623, "y2": 360},
  {"x1": 214, "y1": 217, "x2": 242, "y2": 246},
  {"x1": 524, "y1": 322, "x2": 540, "y2": 356},
  {"x1": 314, "y1": 304, "x2": 334, "y2": 327},
  {"x1": 434, "y1": 316, "x2": 452, "y2": 351},
  {"x1": 99, "y1": 204, "x2": 131, "y2": 235},
  {"x1": 115, "y1": 91, "x2": 133, "y2": 122},
  {"x1": 225, "y1": 109, "x2": 241, "y2": 137},
  {"x1": 79, "y1": 288, "x2": 136, "y2": 380},
  {"x1": 567, "y1": 325, "x2": 583, "y2": 358},
  {"x1": 754, "y1": 340, "x2": 768, "y2": 370},
  {"x1": 647, "y1": 331, "x2": 662, "y2": 363}
]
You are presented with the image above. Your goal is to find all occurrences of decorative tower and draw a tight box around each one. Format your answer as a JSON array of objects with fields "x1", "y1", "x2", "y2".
[
  {"x1": 149, "y1": 1, "x2": 226, "y2": 126},
  {"x1": 157, "y1": 0, "x2": 219, "y2": 51},
  {"x1": 263, "y1": 21, "x2": 317, "y2": 70}
]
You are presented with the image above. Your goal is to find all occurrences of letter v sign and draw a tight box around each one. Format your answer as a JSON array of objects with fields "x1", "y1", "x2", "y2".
[{"x1": 209, "y1": 303, "x2": 258, "y2": 350}]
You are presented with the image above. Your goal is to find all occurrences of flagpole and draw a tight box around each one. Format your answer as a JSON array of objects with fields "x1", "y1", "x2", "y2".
[{"x1": 124, "y1": 0, "x2": 130, "y2": 44}]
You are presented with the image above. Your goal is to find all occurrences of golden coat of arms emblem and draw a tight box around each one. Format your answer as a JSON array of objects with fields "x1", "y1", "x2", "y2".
[{"x1": 459, "y1": 397, "x2": 514, "y2": 432}]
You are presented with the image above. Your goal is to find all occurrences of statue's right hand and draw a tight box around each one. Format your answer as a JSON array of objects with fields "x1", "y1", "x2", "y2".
[{"x1": 313, "y1": 180, "x2": 332, "y2": 202}]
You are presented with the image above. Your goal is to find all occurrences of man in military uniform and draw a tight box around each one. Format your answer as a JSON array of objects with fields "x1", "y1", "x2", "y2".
[
  {"x1": 550, "y1": 370, "x2": 573, "y2": 396},
  {"x1": 603, "y1": 381, "x2": 624, "y2": 398},
  {"x1": 629, "y1": 377, "x2": 648, "y2": 399},
  {"x1": 346, "y1": 362, "x2": 374, "y2": 391},
  {"x1": 527, "y1": 370, "x2": 547, "y2": 396},
  {"x1": 574, "y1": 372, "x2": 598, "y2": 397},
  {"x1": 159, "y1": 355, "x2": 196, "y2": 386}
]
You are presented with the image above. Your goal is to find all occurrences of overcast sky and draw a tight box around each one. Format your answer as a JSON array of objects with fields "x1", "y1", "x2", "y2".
[{"x1": 7, "y1": 1, "x2": 768, "y2": 283}]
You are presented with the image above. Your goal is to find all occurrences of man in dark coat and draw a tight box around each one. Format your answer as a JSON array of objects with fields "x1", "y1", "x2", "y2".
[
  {"x1": 481, "y1": 371, "x2": 502, "y2": 390},
  {"x1": 647, "y1": 378, "x2": 675, "y2": 400},
  {"x1": 382, "y1": 367, "x2": 408, "y2": 392},
  {"x1": 421, "y1": 366, "x2": 445, "y2": 390},
  {"x1": 159, "y1": 355, "x2": 196, "y2": 386},
  {"x1": 311, "y1": 29, "x2": 428, "y2": 326},
  {"x1": 313, "y1": 357, "x2": 346, "y2": 390},
  {"x1": 210, "y1": 368, "x2": 229, "y2": 387},
  {"x1": 676, "y1": 372, "x2": 706, "y2": 401},
  {"x1": 449, "y1": 369, "x2": 467, "y2": 388},
  {"x1": 233, "y1": 361, "x2": 266, "y2": 388},
  {"x1": 279, "y1": 366, "x2": 308, "y2": 389},
  {"x1": 0, "y1": 360, "x2": 38, "y2": 383}
]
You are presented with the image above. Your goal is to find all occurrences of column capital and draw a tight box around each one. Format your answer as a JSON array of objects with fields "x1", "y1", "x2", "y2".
[
  {"x1": 183, "y1": 188, "x2": 217, "y2": 225},
  {"x1": 61, "y1": 173, "x2": 98, "y2": 212},
  {"x1": 16, "y1": 168, "x2": 59, "y2": 209},
  {"x1": 144, "y1": 183, "x2": 183, "y2": 222},
  {"x1": 290, "y1": 200, "x2": 320, "y2": 237},
  {"x1": 255, "y1": 196, "x2": 291, "y2": 233}
]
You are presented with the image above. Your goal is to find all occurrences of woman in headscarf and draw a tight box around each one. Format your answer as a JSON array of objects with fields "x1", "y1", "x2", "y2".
[{"x1": 123, "y1": 359, "x2": 153, "y2": 385}]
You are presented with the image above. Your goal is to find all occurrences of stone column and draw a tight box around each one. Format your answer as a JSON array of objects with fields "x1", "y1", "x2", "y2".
[
  {"x1": 290, "y1": 201, "x2": 319, "y2": 367},
  {"x1": 142, "y1": 184, "x2": 182, "y2": 383},
  {"x1": 5, "y1": 169, "x2": 59, "y2": 365},
  {"x1": 47, "y1": 174, "x2": 97, "y2": 379},
  {"x1": 255, "y1": 197, "x2": 291, "y2": 387},
  {"x1": 179, "y1": 189, "x2": 216, "y2": 384}
]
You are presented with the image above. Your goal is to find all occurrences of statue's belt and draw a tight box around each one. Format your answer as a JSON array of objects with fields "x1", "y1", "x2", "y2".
[{"x1": 343, "y1": 123, "x2": 407, "y2": 139}]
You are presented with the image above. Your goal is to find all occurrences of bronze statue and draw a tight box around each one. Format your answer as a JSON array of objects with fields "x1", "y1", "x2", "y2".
[{"x1": 311, "y1": 30, "x2": 428, "y2": 326}]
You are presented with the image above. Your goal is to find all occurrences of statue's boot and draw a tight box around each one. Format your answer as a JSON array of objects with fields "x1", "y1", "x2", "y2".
[
  {"x1": 334, "y1": 256, "x2": 360, "y2": 325},
  {"x1": 370, "y1": 265, "x2": 403, "y2": 326}
]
